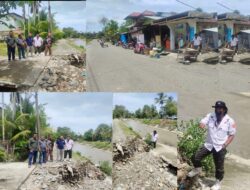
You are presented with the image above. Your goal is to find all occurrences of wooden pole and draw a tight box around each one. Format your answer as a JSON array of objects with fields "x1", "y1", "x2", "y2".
[
  {"x1": 35, "y1": 92, "x2": 40, "y2": 139},
  {"x1": 2, "y1": 93, "x2": 5, "y2": 142},
  {"x1": 48, "y1": 0, "x2": 52, "y2": 33}
]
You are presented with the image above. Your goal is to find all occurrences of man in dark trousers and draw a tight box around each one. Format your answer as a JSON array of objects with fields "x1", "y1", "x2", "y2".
[
  {"x1": 44, "y1": 32, "x2": 53, "y2": 56},
  {"x1": 5, "y1": 31, "x2": 16, "y2": 61},
  {"x1": 28, "y1": 133, "x2": 38, "y2": 168},
  {"x1": 187, "y1": 101, "x2": 236, "y2": 190}
]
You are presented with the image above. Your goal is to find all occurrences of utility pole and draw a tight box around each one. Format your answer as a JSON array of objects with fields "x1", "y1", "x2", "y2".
[
  {"x1": 35, "y1": 92, "x2": 40, "y2": 139},
  {"x1": 48, "y1": 0, "x2": 52, "y2": 33},
  {"x1": 1, "y1": 93, "x2": 5, "y2": 142}
]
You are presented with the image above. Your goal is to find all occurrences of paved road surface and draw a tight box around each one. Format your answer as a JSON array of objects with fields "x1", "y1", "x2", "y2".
[
  {"x1": 87, "y1": 40, "x2": 250, "y2": 92},
  {"x1": 124, "y1": 119, "x2": 177, "y2": 147},
  {"x1": 52, "y1": 39, "x2": 83, "y2": 55},
  {"x1": 74, "y1": 142, "x2": 112, "y2": 164}
]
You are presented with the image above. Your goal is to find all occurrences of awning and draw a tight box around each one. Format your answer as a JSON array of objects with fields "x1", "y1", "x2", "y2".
[
  {"x1": 144, "y1": 16, "x2": 163, "y2": 20},
  {"x1": 203, "y1": 27, "x2": 218, "y2": 33},
  {"x1": 240, "y1": 30, "x2": 250, "y2": 34}
]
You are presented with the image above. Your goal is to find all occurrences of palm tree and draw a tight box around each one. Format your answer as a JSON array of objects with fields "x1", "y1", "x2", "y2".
[
  {"x1": 0, "y1": 112, "x2": 32, "y2": 154},
  {"x1": 17, "y1": 1, "x2": 26, "y2": 36},
  {"x1": 29, "y1": 1, "x2": 42, "y2": 25},
  {"x1": 155, "y1": 93, "x2": 168, "y2": 118},
  {"x1": 10, "y1": 93, "x2": 22, "y2": 120}
]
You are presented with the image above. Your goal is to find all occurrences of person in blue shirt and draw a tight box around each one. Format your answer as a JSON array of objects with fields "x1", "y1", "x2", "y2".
[
  {"x1": 17, "y1": 34, "x2": 26, "y2": 60},
  {"x1": 26, "y1": 32, "x2": 34, "y2": 57},
  {"x1": 38, "y1": 136, "x2": 47, "y2": 165},
  {"x1": 56, "y1": 136, "x2": 65, "y2": 161}
]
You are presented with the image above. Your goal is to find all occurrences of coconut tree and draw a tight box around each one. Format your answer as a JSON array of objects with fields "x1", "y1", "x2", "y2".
[
  {"x1": 28, "y1": 1, "x2": 42, "y2": 25},
  {"x1": 10, "y1": 92, "x2": 22, "y2": 120},
  {"x1": 0, "y1": 112, "x2": 32, "y2": 154},
  {"x1": 155, "y1": 93, "x2": 168, "y2": 118}
]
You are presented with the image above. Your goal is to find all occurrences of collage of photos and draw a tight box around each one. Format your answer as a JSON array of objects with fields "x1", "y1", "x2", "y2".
[{"x1": 0, "y1": 0, "x2": 250, "y2": 190}]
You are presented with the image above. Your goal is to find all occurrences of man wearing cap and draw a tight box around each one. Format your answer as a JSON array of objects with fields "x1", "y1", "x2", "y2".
[{"x1": 187, "y1": 101, "x2": 236, "y2": 190}]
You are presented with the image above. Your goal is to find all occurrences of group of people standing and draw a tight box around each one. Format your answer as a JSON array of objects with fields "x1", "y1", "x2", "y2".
[
  {"x1": 5, "y1": 31, "x2": 53, "y2": 61},
  {"x1": 28, "y1": 133, "x2": 74, "y2": 168}
]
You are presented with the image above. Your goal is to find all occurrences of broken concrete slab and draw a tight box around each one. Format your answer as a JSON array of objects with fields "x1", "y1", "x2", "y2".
[
  {"x1": 0, "y1": 56, "x2": 50, "y2": 89},
  {"x1": 0, "y1": 162, "x2": 35, "y2": 190}
]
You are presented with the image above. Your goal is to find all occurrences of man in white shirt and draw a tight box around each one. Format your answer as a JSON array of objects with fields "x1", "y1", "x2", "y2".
[
  {"x1": 33, "y1": 34, "x2": 43, "y2": 55},
  {"x1": 64, "y1": 136, "x2": 74, "y2": 161},
  {"x1": 187, "y1": 101, "x2": 236, "y2": 190},
  {"x1": 151, "y1": 130, "x2": 158, "y2": 148},
  {"x1": 192, "y1": 33, "x2": 202, "y2": 50},
  {"x1": 230, "y1": 34, "x2": 238, "y2": 52}
]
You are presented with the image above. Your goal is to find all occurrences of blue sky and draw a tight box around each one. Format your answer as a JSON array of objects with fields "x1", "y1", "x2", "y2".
[
  {"x1": 86, "y1": 0, "x2": 250, "y2": 32},
  {"x1": 113, "y1": 93, "x2": 177, "y2": 112},
  {"x1": 11, "y1": 1, "x2": 86, "y2": 32},
  {"x1": 2, "y1": 93, "x2": 113, "y2": 134}
]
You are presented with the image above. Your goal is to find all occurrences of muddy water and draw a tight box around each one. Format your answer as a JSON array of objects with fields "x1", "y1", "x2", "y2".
[
  {"x1": 73, "y1": 142, "x2": 112, "y2": 165},
  {"x1": 124, "y1": 119, "x2": 177, "y2": 147}
]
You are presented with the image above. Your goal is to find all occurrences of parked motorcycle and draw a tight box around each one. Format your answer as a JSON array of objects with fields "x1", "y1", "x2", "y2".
[{"x1": 134, "y1": 42, "x2": 145, "y2": 54}]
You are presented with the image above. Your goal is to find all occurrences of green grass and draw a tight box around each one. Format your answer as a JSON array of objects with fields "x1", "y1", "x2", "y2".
[
  {"x1": 0, "y1": 42, "x2": 7, "y2": 56},
  {"x1": 80, "y1": 140, "x2": 112, "y2": 151},
  {"x1": 120, "y1": 121, "x2": 141, "y2": 138},
  {"x1": 99, "y1": 161, "x2": 112, "y2": 176},
  {"x1": 73, "y1": 151, "x2": 112, "y2": 176},
  {"x1": 68, "y1": 39, "x2": 85, "y2": 52},
  {"x1": 85, "y1": 38, "x2": 93, "y2": 44},
  {"x1": 142, "y1": 119, "x2": 161, "y2": 125},
  {"x1": 141, "y1": 119, "x2": 177, "y2": 130},
  {"x1": 72, "y1": 151, "x2": 90, "y2": 162}
]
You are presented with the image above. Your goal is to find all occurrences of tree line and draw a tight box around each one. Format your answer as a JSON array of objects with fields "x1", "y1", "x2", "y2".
[
  {"x1": 79, "y1": 124, "x2": 112, "y2": 142},
  {"x1": 82, "y1": 17, "x2": 133, "y2": 42},
  {"x1": 113, "y1": 93, "x2": 177, "y2": 119},
  {"x1": 56, "y1": 123, "x2": 112, "y2": 143}
]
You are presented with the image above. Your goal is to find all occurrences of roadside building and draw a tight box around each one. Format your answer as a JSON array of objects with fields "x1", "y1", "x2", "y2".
[
  {"x1": 124, "y1": 10, "x2": 175, "y2": 47},
  {"x1": 218, "y1": 13, "x2": 250, "y2": 49},
  {"x1": 0, "y1": 13, "x2": 24, "y2": 41},
  {"x1": 154, "y1": 11, "x2": 217, "y2": 51}
]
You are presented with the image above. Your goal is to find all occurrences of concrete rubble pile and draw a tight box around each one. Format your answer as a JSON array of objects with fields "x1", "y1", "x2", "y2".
[
  {"x1": 177, "y1": 157, "x2": 212, "y2": 190},
  {"x1": 38, "y1": 53, "x2": 86, "y2": 92},
  {"x1": 20, "y1": 160, "x2": 111, "y2": 190},
  {"x1": 113, "y1": 137, "x2": 150, "y2": 162},
  {"x1": 113, "y1": 137, "x2": 177, "y2": 190}
]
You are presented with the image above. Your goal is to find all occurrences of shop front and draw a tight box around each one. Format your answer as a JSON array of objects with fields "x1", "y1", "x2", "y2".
[{"x1": 155, "y1": 11, "x2": 217, "y2": 51}]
